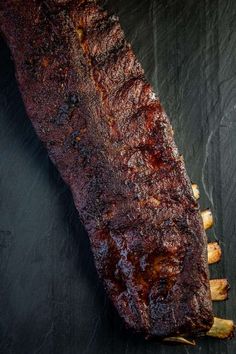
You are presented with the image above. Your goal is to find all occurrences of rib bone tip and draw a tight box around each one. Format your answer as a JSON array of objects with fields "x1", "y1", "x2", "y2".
[
  {"x1": 208, "y1": 242, "x2": 222, "y2": 264},
  {"x1": 192, "y1": 183, "x2": 200, "y2": 200},
  {"x1": 201, "y1": 209, "x2": 213, "y2": 230},
  {"x1": 210, "y1": 279, "x2": 230, "y2": 301},
  {"x1": 207, "y1": 317, "x2": 235, "y2": 339}
]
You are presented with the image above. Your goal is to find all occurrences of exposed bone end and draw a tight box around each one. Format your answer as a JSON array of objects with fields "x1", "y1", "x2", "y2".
[
  {"x1": 163, "y1": 318, "x2": 235, "y2": 343},
  {"x1": 207, "y1": 317, "x2": 235, "y2": 339},
  {"x1": 192, "y1": 183, "x2": 200, "y2": 200},
  {"x1": 208, "y1": 242, "x2": 222, "y2": 264},
  {"x1": 210, "y1": 279, "x2": 230, "y2": 301},
  {"x1": 163, "y1": 337, "x2": 196, "y2": 346},
  {"x1": 201, "y1": 209, "x2": 213, "y2": 230}
]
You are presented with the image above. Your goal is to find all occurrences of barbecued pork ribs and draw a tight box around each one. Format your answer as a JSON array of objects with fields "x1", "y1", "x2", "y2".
[{"x1": 0, "y1": 0, "x2": 213, "y2": 337}]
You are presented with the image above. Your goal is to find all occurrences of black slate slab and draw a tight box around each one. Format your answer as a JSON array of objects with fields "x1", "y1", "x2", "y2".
[{"x1": 0, "y1": 0, "x2": 235, "y2": 353}]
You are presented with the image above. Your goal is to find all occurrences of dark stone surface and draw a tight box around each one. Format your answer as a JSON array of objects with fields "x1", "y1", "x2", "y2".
[{"x1": 0, "y1": 0, "x2": 235, "y2": 352}]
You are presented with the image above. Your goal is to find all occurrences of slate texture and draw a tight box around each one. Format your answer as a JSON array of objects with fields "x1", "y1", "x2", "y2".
[{"x1": 0, "y1": 0, "x2": 235, "y2": 353}]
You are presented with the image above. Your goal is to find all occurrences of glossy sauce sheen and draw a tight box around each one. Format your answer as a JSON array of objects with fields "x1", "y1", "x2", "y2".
[{"x1": 0, "y1": 0, "x2": 213, "y2": 337}]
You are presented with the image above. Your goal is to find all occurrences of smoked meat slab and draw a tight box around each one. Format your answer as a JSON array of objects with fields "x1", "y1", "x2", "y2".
[{"x1": 0, "y1": 0, "x2": 213, "y2": 337}]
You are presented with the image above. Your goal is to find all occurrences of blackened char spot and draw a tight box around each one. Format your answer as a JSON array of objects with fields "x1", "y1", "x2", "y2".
[
  {"x1": 53, "y1": 93, "x2": 80, "y2": 125},
  {"x1": 64, "y1": 130, "x2": 80, "y2": 150}
]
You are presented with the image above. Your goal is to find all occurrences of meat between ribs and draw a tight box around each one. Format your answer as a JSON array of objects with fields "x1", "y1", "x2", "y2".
[{"x1": 0, "y1": 0, "x2": 214, "y2": 337}]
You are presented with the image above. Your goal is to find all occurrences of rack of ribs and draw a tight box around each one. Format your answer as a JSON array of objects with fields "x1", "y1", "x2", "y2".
[{"x1": 0, "y1": 0, "x2": 234, "y2": 341}]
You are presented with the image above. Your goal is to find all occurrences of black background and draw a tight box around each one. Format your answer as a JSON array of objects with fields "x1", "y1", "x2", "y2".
[{"x1": 0, "y1": 0, "x2": 235, "y2": 353}]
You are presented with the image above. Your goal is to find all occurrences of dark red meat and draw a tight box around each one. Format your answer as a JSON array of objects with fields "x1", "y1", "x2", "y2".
[{"x1": 0, "y1": 0, "x2": 213, "y2": 337}]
